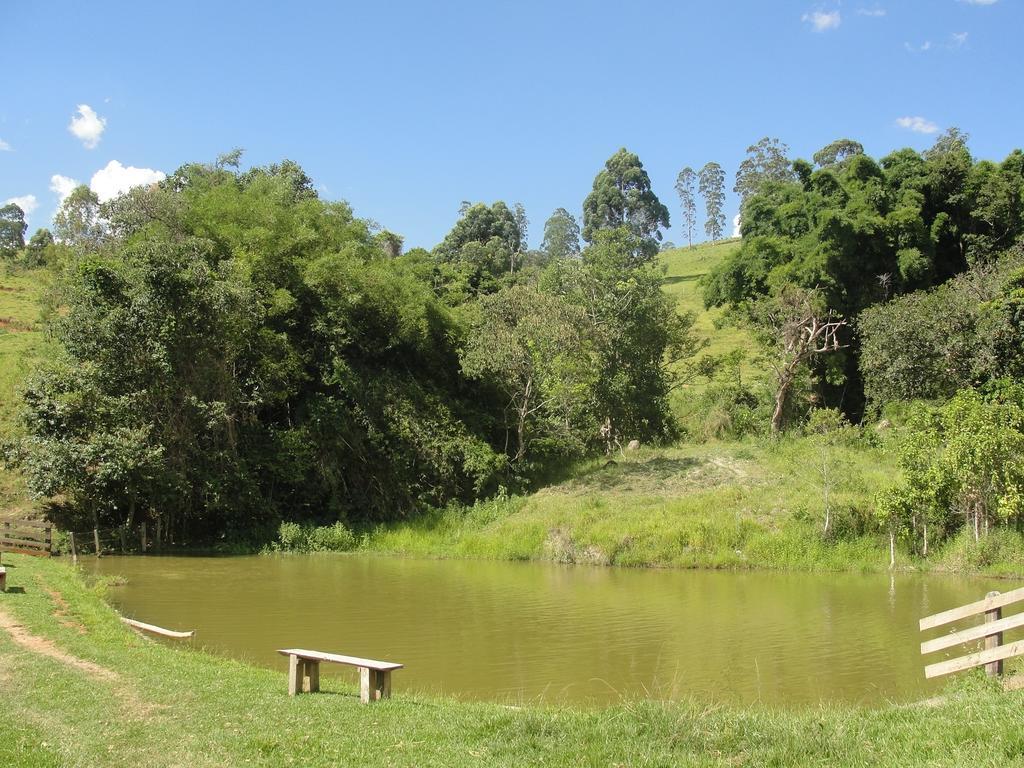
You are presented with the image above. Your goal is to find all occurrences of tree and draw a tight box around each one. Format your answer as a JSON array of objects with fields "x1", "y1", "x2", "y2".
[
  {"x1": 698, "y1": 162, "x2": 726, "y2": 242},
  {"x1": 53, "y1": 185, "x2": 104, "y2": 249},
  {"x1": 734, "y1": 137, "x2": 795, "y2": 201},
  {"x1": 546, "y1": 228, "x2": 704, "y2": 450},
  {"x1": 461, "y1": 284, "x2": 594, "y2": 464},
  {"x1": 0, "y1": 203, "x2": 27, "y2": 257},
  {"x1": 749, "y1": 287, "x2": 848, "y2": 434},
  {"x1": 375, "y1": 230, "x2": 404, "y2": 258},
  {"x1": 813, "y1": 139, "x2": 865, "y2": 169},
  {"x1": 540, "y1": 208, "x2": 581, "y2": 261},
  {"x1": 582, "y1": 148, "x2": 670, "y2": 262},
  {"x1": 674, "y1": 167, "x2": 698, "y2": 248}
]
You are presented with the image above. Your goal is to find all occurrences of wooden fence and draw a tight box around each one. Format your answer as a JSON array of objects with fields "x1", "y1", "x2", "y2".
[
  {"x1": 0, "y1": 520, "x2": 52, "y2": 558},
  {"x1": 920, "y1": 587, "x2": 1024, "y2": 679}
]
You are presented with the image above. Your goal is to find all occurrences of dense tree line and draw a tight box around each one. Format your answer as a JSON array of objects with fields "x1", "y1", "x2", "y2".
[
  {"x1": 703, "y1": 129, "x2": 1024, "y2": 425},
  {"x1": 4, "y1": 151, "x2": 690, "y2": 541}
]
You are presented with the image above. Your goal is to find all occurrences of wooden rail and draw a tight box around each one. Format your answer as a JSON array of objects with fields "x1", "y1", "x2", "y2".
[
  {"x1": 120, "y1": 617, "x2": 195, "y2": 639},
  {"x1": 0, "y1": 520, "x2": 52, "y2": 559},
  {"x1": 920, "y1": 587, "x2": 1024, "y2": 679}
]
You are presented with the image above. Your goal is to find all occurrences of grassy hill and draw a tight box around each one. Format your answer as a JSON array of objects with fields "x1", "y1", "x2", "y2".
[{"x1": 0, "y1": 264, "x2": 53, "y2": 518}]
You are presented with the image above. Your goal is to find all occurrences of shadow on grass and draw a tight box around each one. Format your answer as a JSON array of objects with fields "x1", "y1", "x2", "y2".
[
  {"x1": 566, "y1": 457, "x2": 703, "y2": 491},
  {"x1": 662, "y1": 274, "x2": 703, "y2": 286}
]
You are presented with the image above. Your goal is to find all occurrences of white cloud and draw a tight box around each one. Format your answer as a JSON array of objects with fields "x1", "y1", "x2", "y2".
[
  {"x1": 896, "y1": 116, "x2": 940, "y2": 134},
  {"x1": 950, "y1": 31, "x2": 969, "y2": 48},
  {"x1": 904, "y1": 40, "x2": 933, "y2": 52},
  {"x1": 4, "y1": 195, "x2": 39, "y2": 227},
  {"x1": 732, "y1": 214, "x2": 742, "y2": 239},
  {"x1": 958, "y1": 0, "x2": 997, "y2": 5},
  {"x1": 89, "y1": 160, "x2": 165, "y2": 202},
  {"x1": 50, "y1": 174, "x2": 80, "y2": 206},
  {"x1": 802, "y1": 9, "x2": 842, "y2": 31},
  {"x1": 68, "y1": 104, "x2": 107, "y2": 149},
  {"x1": 0, "y1": 138, "x2": 11, "y2": 151},
  {"x1": 857, "y1": 6, "x2": 887, "y2": 16}
]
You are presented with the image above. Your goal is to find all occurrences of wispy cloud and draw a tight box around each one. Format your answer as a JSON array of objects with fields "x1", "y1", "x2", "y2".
[
  {"x1": 949, "y1": 32, "x2": 969, "y2": 48},
  {"x1": 802, "y1": 9, "x2": 842, "y2": 31},
  {"x1": 857, "y1": 6, "x2": 887, "y2": 16},
  {"x1": 68, "y1": 104, "x2": 106, "y2": 149},
  {"x1": 0, "y1": 138, "x2": 11, "y2": 152},
  {"x1": 958, "y1": 0, "x2": 997, "y2": 5},
  {"x1": 904, "y1": 40, "x2": 933, "y2": 52},
  {"x1": 896, "y1": 116, "x2": 940, "y2": 134}
]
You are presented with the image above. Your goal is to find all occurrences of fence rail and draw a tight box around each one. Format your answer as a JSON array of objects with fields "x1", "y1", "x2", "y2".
[
  {"x1": 920, "y1": 587, "x2": 1024, "y2": 679},
  {"x1": 0, "y1": 520, "x2": 52, "y2": 558}
]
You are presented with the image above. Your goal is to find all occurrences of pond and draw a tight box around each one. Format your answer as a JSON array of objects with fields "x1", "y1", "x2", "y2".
[{"x1": 89, "y1": 554, "x2": 1011, "y2": 707}]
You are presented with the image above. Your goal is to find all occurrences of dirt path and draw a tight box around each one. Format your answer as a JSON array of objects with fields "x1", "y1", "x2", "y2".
[{"x1": 0, "y1": 607, "x2": 119, "y2": 681}]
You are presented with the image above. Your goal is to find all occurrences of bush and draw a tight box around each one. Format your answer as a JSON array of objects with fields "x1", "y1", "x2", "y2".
[{"x1": 269, "y1": 521, "x2": 357, "y2": 553}]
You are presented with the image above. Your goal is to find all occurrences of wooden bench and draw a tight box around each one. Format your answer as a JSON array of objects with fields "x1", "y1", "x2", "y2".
[{"x1": 277, "y1": 648, "x2": 403, "y2": 703}]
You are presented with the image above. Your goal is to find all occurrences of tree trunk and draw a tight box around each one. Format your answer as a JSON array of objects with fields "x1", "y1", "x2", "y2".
[
  {"x1": 923, "y1": 522, "x2": 928, "y2": 558},
  {"x1": 771, "y1": 378, "x2": 790, "y2": 435},
  {"x1": 889, "y1": 529, "x2": 896, "y2": 570}
]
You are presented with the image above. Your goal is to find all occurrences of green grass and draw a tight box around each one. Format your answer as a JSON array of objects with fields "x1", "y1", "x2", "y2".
[
  {"x1": 2, "y1": 554, "x2": 1024, "y2": 767},
  {"x1": 361, "y1": 437, "x2": 896, "y2": 572},
  {"x1": 0, "y1": 264, "x2": 54, "y2": 519}
]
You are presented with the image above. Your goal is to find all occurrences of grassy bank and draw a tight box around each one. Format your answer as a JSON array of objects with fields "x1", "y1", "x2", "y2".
[
  {"x1": 1, "y1": 554, "x2": 1023, "y2": 767},
  {"x1": 0, "y1": 265, "x2": 52, "y2": 520},
  {"x1": 360, "y1": 438, "x2": 893, "y2": 571}
]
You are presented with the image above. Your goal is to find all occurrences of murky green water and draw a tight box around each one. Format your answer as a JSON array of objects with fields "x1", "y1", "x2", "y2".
[{"x1": 89, "y1": 555, "x2": 1013, "y2": 707}]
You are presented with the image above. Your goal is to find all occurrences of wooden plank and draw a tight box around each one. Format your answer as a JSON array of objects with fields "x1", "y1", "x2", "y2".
[
  {"x1": 919, "y1": 586, "x2": 1024, "y2": 630},
  {"x1": 3, "y1": 520, "x2": 51, "y2": 530},
  {"x1": 276, "y1": 648, "x2": 403, "y2": 671},
  {"x1": 921, "y1": 610, "x2": 1024, "y2": 654},
  {"x1": 0, "y1": 537, "x2": 48, "y2": 548},
  {"x1": 925, "y1": 639, "x2": 1024, "y2": 679},
  {"x1": 120, "y1": 617, "x2": 195, "y2": 639}
]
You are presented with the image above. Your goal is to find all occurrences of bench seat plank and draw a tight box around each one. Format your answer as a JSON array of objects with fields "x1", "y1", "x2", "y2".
[{"x1": 277, "y1": 648, "x2": 403, "y2": 671}]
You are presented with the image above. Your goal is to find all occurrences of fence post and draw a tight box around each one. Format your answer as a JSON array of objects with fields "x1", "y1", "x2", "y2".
[
  {"x1": 140, "y1": 522, "x2": 147, "y2": 553},
  {"x1": 93, "y1": 528, "x2": 101, "y2": 558},
  {"x1": 985, "y1": 590, "x2": 1004, "y2": 676},
  {"x1": 69, "y1": 532, "x2": 78, "y2": 565}
]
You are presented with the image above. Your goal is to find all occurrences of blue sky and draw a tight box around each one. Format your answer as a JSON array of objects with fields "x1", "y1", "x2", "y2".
[{"x1": 2, "y1": 0, "x2": 1021, "y2": 249}]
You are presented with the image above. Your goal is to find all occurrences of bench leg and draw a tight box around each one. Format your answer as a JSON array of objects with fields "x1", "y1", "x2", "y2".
[
  {"x1": 359, "y1": 668, "x2": 391, "y2": 703},
  {"x1": 288, "y1": 654, "x2": 301, "y2": 696},
  {"x1": 305, "y1": 660, "x2": 320, "y2": 693}
]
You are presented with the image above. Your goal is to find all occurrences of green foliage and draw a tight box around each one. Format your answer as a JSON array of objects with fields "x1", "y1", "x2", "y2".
[
  {"x1": 53, "y1": 185, "x2": 103, "y2": 251},
  {"x1": 859, "y1": 247, "x2": 1024, "y2": 406},
  {"x1": 581, "y1": 148, "x2": 669, "y2": 261},
  {"x1": 540, "y1": 207, "x2": 580, "y2": 261},
  {"x1": 547, "y1": 228, "x2": 703, "y2": 449},
  {"x1": 707, "y1": 131, "x2": 1024, "y2": 418},
  {"x1": 269, "y1": 520, "x2": 356, "y2": 552},
  {"x1": 733, "y1": 137, "x2": 795, "y2": 201},
  {"x1": 877, "y1": 385, "x2": 1024, "y2": 559},
  {"x1": 0, "y1": 202, "x2": 27, "y2": 257}
]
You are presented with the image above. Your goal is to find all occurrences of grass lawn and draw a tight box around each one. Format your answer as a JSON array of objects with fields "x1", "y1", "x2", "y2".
[{"x1": 1, "y1": 554, "x2": 1023, "y2": 767}]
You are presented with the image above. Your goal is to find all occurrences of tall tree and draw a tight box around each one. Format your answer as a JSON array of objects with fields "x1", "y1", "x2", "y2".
[
  {"x1": 541, "y1": 208, "x2": 581, "y2": 260},
  {"x1": 582, "y1": 148, "x2": 670, "y2": 262},
  {"x1": 698, "y1": 162, "x2": 726, "y2": 243},
  {"x1": 0, "y1": 203, "x2": 27, "y2": 257},
  {"x1": 674, "y1": 167, "x2": 698, "y2": 248},
  {"x1": 734, "y1": 137, "x2": 795, "y2": 201},
  {"x1": 813, "y1": 139, "x2": 865, "y2": 168},
  {"x1": 53, "y1": 185, "x2": 104, "y2": 249}
]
